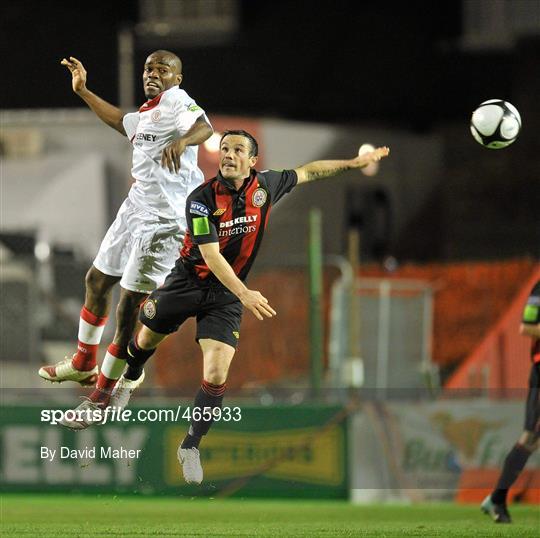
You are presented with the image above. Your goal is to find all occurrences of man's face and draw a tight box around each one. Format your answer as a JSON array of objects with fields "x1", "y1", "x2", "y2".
[
  {"x1": 219, "y1": 135, "x2": 258, "y2": 181},
  {"x1": 142, "y1": 53, "x2": 182, "y2": 99}
]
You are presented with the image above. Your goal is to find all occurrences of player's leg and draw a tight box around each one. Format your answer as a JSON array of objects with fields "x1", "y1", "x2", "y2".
[
  {"x1": 181, "y1": 338, "x2": 233, "y2": 448},
  {"x1": 482, "y1": 361, "x2": 539, "y2": 523},
  {"x1": 125, "y1": 322, "x2": 169, "y2": 378},
  {"x1": 109, "y1": 263, "x2": 202, "y2": 411},
  {"x1": 106, "y1": 324, "x2": 168, "y2": 411},
  {"x1": 178, "y1": 338, "x2": 235, "y2": 484},
  {"x1": 38, "y1": 266, "x2": 119, "y2": 385},
  {"x1": 59, "y1": 298, "x2": 174, "y2": 430},
  {"x1": 74, "y1": 266, "x2": 120, "y2": 371},
  {"x1": 481, "y1": 431, "x2": 538, "y2": 523},
  {"x1": 88, "y1": 286, "x2": 148, "y2": 405},
  {"x1": 79, "y1": 215, "x2": 183, "y2": 406},
  {"x1": 491, "y1": 431, "x2": 538, "y2": 500},
  {"x1": 57, "y1": 210, "x2": 183, "y2": 429},
  {"x1": 39, "y1": 200, "x2": 134, "y2": 385},
  {"x1": 178, "y1": 294, "x2": 243, "y2": 483},
  {"x1": 59, "y1": 292, "x2": 160, "y2": 429}
]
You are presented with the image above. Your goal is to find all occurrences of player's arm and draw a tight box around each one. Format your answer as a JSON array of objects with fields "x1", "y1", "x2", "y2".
[
  {"x1": 519, "y1": 288, "x2": 540, "y2": 338},
  {"x1": 161, "y1": 116, "x2": 213, "y2": 173},
  {"x1": 61, "y1": 56, "x2": 125, "y2": 135},
  {"x1": 520, "y1": 296, "x2": 540, "y2": 337},
  {"x1": 294, "y1": 146, "x2": 390, "y2": 184},
  {"x1": 520, "y1": 323, "x2": 540, "y2": 339},
  {"x1": 198, "y1": 242, "x2": 276, "y2": 321}
]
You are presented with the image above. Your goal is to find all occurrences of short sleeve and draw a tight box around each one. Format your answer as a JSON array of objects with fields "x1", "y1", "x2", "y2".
[
  {"x1": 259, "y1": 169, "x2": 298, "y2": 204},
  {"x1": 122, "y1": 112, "x2": 139, "y2": 141},
  {"x1": 523, "y1": 281, "x2": 540, "y2": 325},
  {"x1": 174, "y1": 93, "x2": 210, "y2": 134},
  {"x1": 186, "y1": 196, "x2": 219, "y2": 245}
]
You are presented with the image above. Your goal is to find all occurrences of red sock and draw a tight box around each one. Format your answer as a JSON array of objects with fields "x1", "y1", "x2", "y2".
[
  {"x1": 72, "y1": 307, "x2": 108, "y2": 371},
  {"x1": 89, "y1": 343, "x2": 127, "y2": 404}
]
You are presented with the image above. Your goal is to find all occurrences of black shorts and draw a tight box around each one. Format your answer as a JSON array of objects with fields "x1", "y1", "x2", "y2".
[
  {"x1": 524, "y1": 361, "x2": 540, "y2": 434},
  {"x1": 140, "y1": 263, "x2": 243, "y2": 349}
]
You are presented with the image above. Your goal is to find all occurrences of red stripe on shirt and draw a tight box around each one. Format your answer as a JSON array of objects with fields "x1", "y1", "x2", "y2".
[
  {"x1": 190, "y1": 181, "x2": 233, "y2": 281},
  {"x1": 180, "y1": 232, "x2": 194, "y2": 259},
  {"x1": 194, "y1": 263, "x2": 211, "y2": 280},
  {"x1": 215, "y1": 181, "x2": 234, "y2": 252},
  {"x1": 532, "y1": 339, "x2": 540, "y2": 363},
  {"x1": 232, "y1": 178, "x2": 262, "y2": 276},
  {"x1": 138, "y1": 92, "x2": 164, "y2": 113}
]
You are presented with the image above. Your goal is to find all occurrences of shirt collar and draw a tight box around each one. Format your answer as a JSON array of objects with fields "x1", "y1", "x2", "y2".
[
  {"x1": 216, "y1": 169, "x2": 255, "y2": 193},
  {"x1": 138, "y1": 86, "x2": 176, "y2": 112}
]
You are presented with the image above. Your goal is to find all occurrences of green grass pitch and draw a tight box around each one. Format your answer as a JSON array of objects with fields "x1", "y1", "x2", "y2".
[{"x1": 1, "y1": 494, "x2": 539, "y2": 537}]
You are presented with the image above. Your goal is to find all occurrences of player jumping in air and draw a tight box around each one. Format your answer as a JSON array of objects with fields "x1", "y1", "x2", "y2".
[
  {"x1": 38, "y1": 51, "x2": 213, "y2": 404},
  {"x1": 60, "y1": 129, "x2": 390, "y2": 484},
  {"x1": 481, "y1": 279, "x2": 540, "y2": 523}
]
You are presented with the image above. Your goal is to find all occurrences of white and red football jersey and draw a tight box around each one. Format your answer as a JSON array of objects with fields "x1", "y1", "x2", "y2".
[{"x1": 122, "y1": 86, "x2": 209, "y2": 220}]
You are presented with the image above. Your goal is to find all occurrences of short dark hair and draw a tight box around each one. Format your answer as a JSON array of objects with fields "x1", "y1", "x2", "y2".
[{"x1": 220, "y1": 130, "x2": 259, "y2": 157}]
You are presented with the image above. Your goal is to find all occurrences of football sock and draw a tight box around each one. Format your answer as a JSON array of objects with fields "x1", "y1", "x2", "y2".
[
  {"x1": 71, "y1": 306, "x2": 108, "y2": 371},
  {"x1": 125, "y1": 337, "x2": 155, "y2": 380},
  {"x1": 181, "y1": 427, "x2": 202, "y2": 449},
  {"x1": 89, "y1": 343, "x2": 127, "y2": 404},
  {"x1": 491, "y1": 443, "x2": 532, "y2": 504},
  {"x1": 181, "y1": 380, "x2": 226, "y2": 449}
]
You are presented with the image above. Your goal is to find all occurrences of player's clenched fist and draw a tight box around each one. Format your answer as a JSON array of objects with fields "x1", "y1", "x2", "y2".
[{"x1": 61, "y1": 56, "x2": 87, "y2": 94}]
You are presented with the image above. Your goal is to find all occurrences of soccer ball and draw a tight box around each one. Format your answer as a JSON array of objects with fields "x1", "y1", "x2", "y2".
[{"x1": 470, "y1": 100, "x2": 521, "y2": 149}]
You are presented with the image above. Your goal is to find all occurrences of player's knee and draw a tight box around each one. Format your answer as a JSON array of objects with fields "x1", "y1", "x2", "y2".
[
  {"x1": 204, "y1": 367, "x2": 228, "y2": 385},
  {"x1": 201, "y1": 340, "x2": 234, "y2": 384},
  {"x1": 520, "y1": 440, "x2": 538, "y2": 452},
  {"x1": 518, "y1": 431, "x2": 539, "y2": 451},
  {"x1": 204, "y1": 355, "x2": 230, "y2": 384},
  {"x1": 85, "y1": 267, "x2": 102, "y2": 293},
  {"x1": 85, "y1": 266, "x2": 113, "y2": 295},
  {"x1": 137, "y1": 326, "x2": 165, "y2": 350}
]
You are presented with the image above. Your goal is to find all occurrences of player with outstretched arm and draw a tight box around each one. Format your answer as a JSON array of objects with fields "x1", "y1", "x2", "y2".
[
  {"x1": 61, "y1": 129, "x2": 389, "y2": 485},
  {"x1": 39, "y1": 51, "x2": 213, "y2": 407}
]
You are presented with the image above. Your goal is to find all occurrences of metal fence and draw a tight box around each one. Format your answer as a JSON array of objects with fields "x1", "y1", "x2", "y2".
[{"x1": 329, "y1": 276, "x2": 437, "y2": 395}]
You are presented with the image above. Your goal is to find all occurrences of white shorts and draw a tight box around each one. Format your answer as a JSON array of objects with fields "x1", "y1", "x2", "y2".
[{"x1": 93, "y1": 198, "x2": 185, "y2": 294}]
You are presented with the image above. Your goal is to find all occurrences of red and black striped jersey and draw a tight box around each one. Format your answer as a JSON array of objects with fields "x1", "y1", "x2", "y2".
[{"x1": 180, "y1": 168, "x2": 298, "y2": 286}]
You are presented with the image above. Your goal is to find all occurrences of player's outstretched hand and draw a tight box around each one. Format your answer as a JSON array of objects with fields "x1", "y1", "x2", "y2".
[
  {"x1": 61, "y1": 57, "x2": 87, "y2": 94},
  {"x1": 238, "y1": 289, "x2": 276, "y2": 321},
  {"x1": 352, "y1": 146, "x2": 390, "y2": 168},
  {"x1": 161, "y1": 139, "x2": 188, "y2": 173}
]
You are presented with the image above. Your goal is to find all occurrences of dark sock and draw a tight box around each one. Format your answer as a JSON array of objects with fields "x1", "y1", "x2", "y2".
[
  {"x1": 125, "y1": 337, "x2": 155, "y2": 380},
  {"x1": 491, "y1": 443, "x2": 532, "y2": 504},
  {"x1": 180, "y1": 380, "x2": 226, "y2": 449},
  {"x1": 181, "y1": 426, "x2": 202, "y2": 449}
]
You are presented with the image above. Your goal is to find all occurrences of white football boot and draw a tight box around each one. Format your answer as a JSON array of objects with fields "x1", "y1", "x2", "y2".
[
  {"x1": 59, "y1": 398, "x2": 106, "y2": 430},
  {"x1": 39, "y1": 356, "x2": 98, "y2": 386},
  {"x1": 481, "y1": 494, "x2": 512, "y2": 523},
  {"x1": 109, "y1": 370, "x2": 146, "y2": 410},
  {"x1": 178, "y1": 447, "x2": 203, "y2": 484}
]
